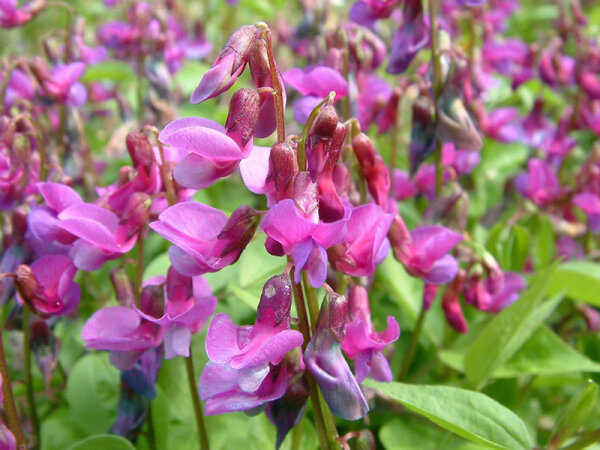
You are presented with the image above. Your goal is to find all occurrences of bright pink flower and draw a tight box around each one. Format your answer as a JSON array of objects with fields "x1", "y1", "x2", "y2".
[
  {"x1": 573, "y1": 192, "x2": 600, "y2": 233},
  {"x1": 387, "y1": 0, "x2": 429, "y2": 74},
  {"x1": 0, "y1": 0, "x2": 44, "y2": 28},
  {"x1": 515, "y1": 158, "x2": 565, "y2": 206},
  {"x1": 341, "y1": 286, "x2": 399, "y2": 382}
]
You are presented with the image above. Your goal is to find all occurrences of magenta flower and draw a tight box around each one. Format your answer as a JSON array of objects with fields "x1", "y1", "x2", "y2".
[
  {"x1": 465, "y1": 271, "x2": 526, "y2": 313},
  {"x1": 150, "y1": 202, "x2": 261, "y2": 277},
  {"x1": 573, "y1": 192, "x2": 600, "y2": 233},
  {"x1": 515, "y1": 158, "x2": 565, "y2": 206},
  {"x1": 0, "y1": 0, "x2": 44, "y2": 28},
  {"x1": 200, "y1": 275, "x2": 303, "y2": 415},
  {"x1": 31, "y1": 59, "x2": 87, "y2": 106},
  {"x1": 389, "y1": 217, "x2": 463, "y2": 285},
  {"x1": 349, "y1": 0, "x2": 399, "y2": 27},
  {"x1": 261, "y1": 197, "x2": 348, "y2": 287},
  {"x1": 135, "y1": 268, "x2": 217, "y2": 359},
  {"x1": 14, "y1": 254, "x2": 80, "y2": 318},
  {"x1": 190, "y1": 25, "x2": 259, "y2": 103},
  {"x1": 330, "y1": 203, "x2": 394, "y2": 277},
  {"x1": 341, "y1": 286, "x2": 399, "y2": 382},
  {"x1": 392, "y1": 169, "x2": 418, "y2": 200}
]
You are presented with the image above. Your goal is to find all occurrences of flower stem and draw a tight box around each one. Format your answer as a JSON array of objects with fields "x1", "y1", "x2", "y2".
[
  {"x1": 184, "y1": 350, "x2": 209, "y2": 450},
  {"x1": 398, "y1": 305, "x2": 427, "y2": 380},
  {"x1": 307, "y1": 375, "x2": 332, "y2": 450},
  {"x1": 146, "y1": 400, "x2": 157, "y2": 450},
  {"x1": 22, "y1": 307, "x2": 40, "y2": 447},
  {"x1": 563, "y1": 428, "x2": 600, "y2": 450},
  {"x1": 262, "y1": 28, "x2": 286, "y2": 143},
  {"x1": 301, "y1": 272, "x2": 320, "y2": 332},
  {"x1": 0, "y1": 310, "x2": 26, "y2": 447},
  {"x1": 428, "y1": 0, "x2": 444, "y2": 196},
  {"x1": 290, "y1": 272, "x2": 310, "y2": 351}
]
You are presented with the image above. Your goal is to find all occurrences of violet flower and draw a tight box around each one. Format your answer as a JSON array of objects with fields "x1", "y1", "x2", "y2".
[
  {"x1": 387, "y1": 0, "x2": 429, "y2": 74},
  {"x1": 31, "y1": 59, "x2": 87, "y2": 106},
  {"x1": 150, "y1": 202, "x2": 261, "y2": 277},
  {"x1": 304, "y1": 292, "x2": 369, "y2": 421},
  {"x1": 349, "y1": 0, "x2": 400, "y2": 27},
  {"x1": 573, "y1": 192, "x2": 600, "y2": 233},
  {"x1": 199, "y1": 275, "x2": 304, "y2": 415},
  {"x1": 0, "y1": 0, "x2": 44, "y2": 28},
  {"x1": 341, "y1": 286, "x2": 399, "y2": 382},
  {"x1": 515, "y1": 158, "x2": 565, "y2": 207}
]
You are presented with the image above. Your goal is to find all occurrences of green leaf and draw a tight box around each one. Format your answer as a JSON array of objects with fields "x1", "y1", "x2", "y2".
[
  {"x1": 41, "y1": 409, "x2": 86, "y2": 450},
  {"x1": 81, "y1": 61, "x2": 135, "y2": 83},
  {"x1": 549, "y1": 382, "x2": 598, "y2": 449},
  {"x1": 364, "y1": 380, "x2": 531, "y2": 449},
  {"x1": 532, "y1": 215, "x2": 556, "y2": 269},
  {"x1": 440, "y1": 326, "x2": 600, "y2": 377},
  {"x1": 67, "y1": 435, "x2": 135, "y2": 450},
  {"x1": 65, "y1": 353, "x2": 120, "y2": 435},
  {"x1": 465, "y1": 264, "x2": 560, "y2": 388},
  {"x1": 547, "y1": 261, "x2": 600, "y2": 306},
  {"x1": 503, "y1": 225, "x2": 531, "y2": 272}
]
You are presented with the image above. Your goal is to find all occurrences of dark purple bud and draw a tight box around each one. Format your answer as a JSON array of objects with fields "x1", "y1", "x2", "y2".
[
  {"x1": 110, "y1": 268, "x2": 136, "y2": 308},
  {"x1": 270, "y1": 142, "x2": 299, "y2": 200},
  {"x1": 126, "y1": 131, "x2": 155, "y2": 176},
  {"x1": 352, "y1": 132, "x2": 376, "y2": 167},
  {"x1": 436, "y1": 92, "x2": 482, "y2": 152},
  {"x1": 410, "y1": 100, "x2": 436, "y2": 173},
  {"x1": 30, "y1": 319, "x2": 59, "y2": 388},
  {"x1": 225, "y1": 88, "x2": 260, "y2": 148},
  {"x1": 217, "y1": 205, "x2": 262, "y2": 261},
  {"x1": 257, "y1": 275, "x2": 293, "y2": 327},
  {"x1": 140, "y1": 284, "x2": 165, "y2": 319},
  {"x1": 352, "y1": 132, "x2": 391, "y2": 207},
  {"x1": 166, "y1": 266, "x2": 193, "y2": 303},
  {"x1": 311, "y1": 105, "x2": 339, "y2": 139},
  {"x1": 265, "y1": 236, "x2": 285, "y2": 257},
  {"x1": 306, "y1": 106, "x2": 343, "y2": 179},
  {"x1": 442, "y1": 269, "x2": 468, "y2": 333},
  {"x1": 317, "y1": 172, "x2": 345, "y2": 222}
]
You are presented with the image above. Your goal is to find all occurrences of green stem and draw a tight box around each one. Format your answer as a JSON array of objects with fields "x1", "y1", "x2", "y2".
[
  {"x1": 290, "y1": 271, "x2": 311, "y2": 351},
  {"x1": 307, "y1": 375, "x2": 332, "y2": 450},
  {"x1": 146, "y1": 400, "x2": 157, "y2": 450},
  {"x1": 23, "y1": 307, "x2": 40, "y2": 448},
  {"x1": 184, "y1": 352, "x2": 210, "y2": 450},
  {"x1": 563, "y1": 428, "x2": 600, "y2": 450},
  {"x1": 301, "y1": 272, "x2": 320, "y2": 332},
  {"x1": 428, "y1": 0, "x2": 444, "y2": 197},
  {"x1": 0, "y1": 310, "x2": 26, "y2": 447},
  {"x1": 296, "y1": 92, "x2": 335, "y2": 170},
  {"x1": 135, "y1": 233, "x2": 145, "y2": 308},
  {"x1": 261, "y1": 27, "x2": 286, "y2": 144},
  {"x1": 398, "y1": 305, "x2": 427, "y2": 380},
  {"x1": 290, "y1": 412, "x2": 305, "y2": 450}
]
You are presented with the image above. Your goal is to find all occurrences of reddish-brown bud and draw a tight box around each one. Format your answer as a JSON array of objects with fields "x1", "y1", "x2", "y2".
[
  {"x1": 311, "y1": 105, "x2": 339, "y2": 140},
  {"x1": 126, "y1": 131, "x2": 155, "y2": 175},
  {"x1": 270, "y1": 142, "x2": 299, "y2": 199},
  {"x1": 14, "y1": 264, "x2": 40, "y2": 306},
  {"x1": 220, "y1": 25, "x2": 261, "y2": 73},
  {"x1": 316, "y1": 291, "x2": 348, "y2": 340},
  {"x1": 225, "y1": 88, "x2": 260, "y2": 148},
  {"x1": 257, "y1": 275, "x2": 293, "y2": 326},
  {"x1": 217, "y1": 205, "x2": 262, "y2": 262}
]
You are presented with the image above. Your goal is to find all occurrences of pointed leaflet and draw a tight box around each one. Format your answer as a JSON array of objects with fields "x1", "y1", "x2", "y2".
[{"x1": 364, "y1": 380, "x2": 531, "y2": 450}]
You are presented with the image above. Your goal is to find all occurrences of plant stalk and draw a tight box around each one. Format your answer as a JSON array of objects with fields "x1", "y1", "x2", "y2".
[
  {"x1": 184, "y1": 351, "x2": 210, "y2": 450},
  {"x1": 22, "y1": 307, "x2": 40, "y2": 447},
  {"x1": 428, "y1": 0, "x2": 444, "y2": 196},
  {"x1": 398, "y1": 305, "x2": 427, "y2": 380}
]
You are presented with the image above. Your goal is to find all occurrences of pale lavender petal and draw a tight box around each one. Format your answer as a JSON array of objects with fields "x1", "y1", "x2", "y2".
[
  {"x1": 190, "y1": 53, "x2": 236, "y2": 103},
  {"x1": 173, "y1": 153, "x2": 239, "y2": 189},
  {"x1": 239, "y1": 145, "x2": 271, "y2": 194},
  {"x1": 164, "y1": 326, "x2": 192, "y2": 359},
  {"x1": 421, "y1": 254, "x2": 458, "y2": 285},
  {"x1": 205, "y1": 313, "x2": 242, "y2": 363},
  {"x1": 293, "y1": 96, "x2": 321, "y2": 124},
  {"x1": 37, "y1": 182, "x2": 83, "y2": 211}
]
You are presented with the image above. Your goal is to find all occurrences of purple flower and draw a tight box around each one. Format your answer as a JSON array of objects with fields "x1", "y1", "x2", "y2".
[
  {"x1": 150, "y1": 202, "x2": 261, "y2": 277},
  {"x1": 304, "y1": 292, "x2": 369, "y2": 421},
  {"x1": 31, "y1": 59, "x2": 87, "y2": 106},
  {"x1": 341, "y1": 286, "x2": 399, "y2": 382},
  {"x1": 349, "y1": 0, "x2": 400, "y2": 27},
  {"x1": 330, "y1": 203, "x2": 394, "y2": 277},
  {"x1": 392, "y1": 169, "x2": 418, "y2": 200},
  {"x1": 199, "y1": 275, "x2": 304, "y2": 415},
  {"x1": 387, "y1": 0, "x2": 429, "y2": 74},
  {"x1": 0, "y1": 0, "x2": 44, "y2": 28}
]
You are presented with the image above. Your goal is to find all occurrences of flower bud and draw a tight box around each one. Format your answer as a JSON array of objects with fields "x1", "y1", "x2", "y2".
[
  {"x1": 225, "y1": 88, "x2": 260, "y2": 148},
  {"x1": 442, "y1": 269, "x2": 467, "y2": 333},
  {"x1": 257, "y1": 275, "x2": 293, "y2": 326},
  {"x1": 317, "y1": 291, "x2": 348, "y2": 339},
  {"x1": 317, "y1": 172, "x2": 345, "y2": 222},
  {"x1": 140, "y1": 284, "x2": 165, "y2": 319},
  {"x1": 217, "y1": 205, "x2": 262, "y2": 261},
  {"x1": 14, "y1": 264, "x2": 40, "y2": 308},
  {"x1": 220, "y1": 25, "x2": 261, "y2": 74},
  {"x1": 410, "y1": 100, "x2": 436, "y2": 173},
  {"x1": 435, "y1": 92, "x2": 482, "y2": 152},
  {"x1": 311, "y1": 105, "x2": 339, "y2": 140},
  {"x1": 110, "y1": 268, "x2": 136, "y2": 308},
  {"x1": 126, "y1": 131, "x2": 155, "y2": 176},
  {"x1": 119, "y1": 192, "x2": 152, "y2": 237},
  {"x1": 270, "y1": 142, "x2": 299, "y2": 200},
  {"x1": 166, "y1": 266, "x2": 193, "y2": 303}
]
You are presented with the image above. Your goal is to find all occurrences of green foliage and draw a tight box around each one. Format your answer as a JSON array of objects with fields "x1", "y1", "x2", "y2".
[
  {"x1": 67, "y1": 435, "x2": 135, "y2": 450},
  {"x1": 549, "y1": 382, "x2": 598, "y2": 449},
  {"x1": 365, "y1": 380, "x2": 532, "y2": 449},
  {"x1": 547, "y1": 261, "x2": 600, "y2": 306}
]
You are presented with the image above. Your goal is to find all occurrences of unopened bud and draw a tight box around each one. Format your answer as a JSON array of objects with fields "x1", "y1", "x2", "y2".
[
  {"x1": 119, "y1": 192, "x2": 152, "y2": 234},
  {"x1": 352, "y1": 132, "x2": 376, "y2": 167},
  {"x1": 14, "y1": 264, "x2": 40, "y2": 306},
  {"x1": 110, "y1": 268, "x2": 136, "y2": 307},
  {"x1": 435, "y1": 93, "x2": 482, "y2": 152},
  {"x1": 166, "y1": 266, "x2": 193, "y2": 302},
  {"x1": 225, "y1": 88, "x2": 260, "y2": 148},
  {"x1": 270, "y1": 142, "x2": 299, "y2": 199},
  {"x1": 220, "y1": 25, "x2": 261, "y2": 73},
  {"x1": 217, "y1": 205, "x2": 262, "y2": 261},
  {"x1": 126, "y1": 131, "x2": 155, "y2": 175},
  {"x1": 311, "y1": 105, "x2": 339, "y2": 140},
  {"x1": 257, "y1": 275, "x2": 293, "y2": 326},
  {"x1": 317, "y1": 291, "x2": 348, "y2": 339},
  {"x1": 140, "y1": 284, "x2": 165, "y2": 318}
]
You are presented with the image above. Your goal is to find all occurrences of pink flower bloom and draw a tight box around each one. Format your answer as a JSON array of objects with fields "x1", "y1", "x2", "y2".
[
  {"x1": 387, "y1": 0, "x2": 429, "y2": 74},
  {"x1": 573, "y1": 192, "x2": 600, "y2": 233},
  {"x1": 0, "y1": 0, "x2": 44, "y2": 28},
  {"x1": 261, "y1": 197, "x2": 348, "y2": 287},
  {"x1": 135, "y1": 268, "x2": 217, "y2": 359},
  {"x1": 515, "y1": 158, "x2": 565, "y2": 206},
  {"x1": 330, "y1": 203, "x2": 394, "y2": 277},
  {"x1": 14, "y1": 255, "x2": 80, "y2": 317},
  {"x1": 31, "y1": 59, "x2": 87, "y2": 106},
  {"x1": 392, "y1": 169, "x2": 418, "y2": 200},
  {"x1": 341, "y1": 286, "x2": 399, "y2": 382},
  {"x1": 150, "y1": 202, "x2": 260, "y2": 277},
  {"x1": 349, "y1": 0, "x2": 400, "y2": 26}
]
